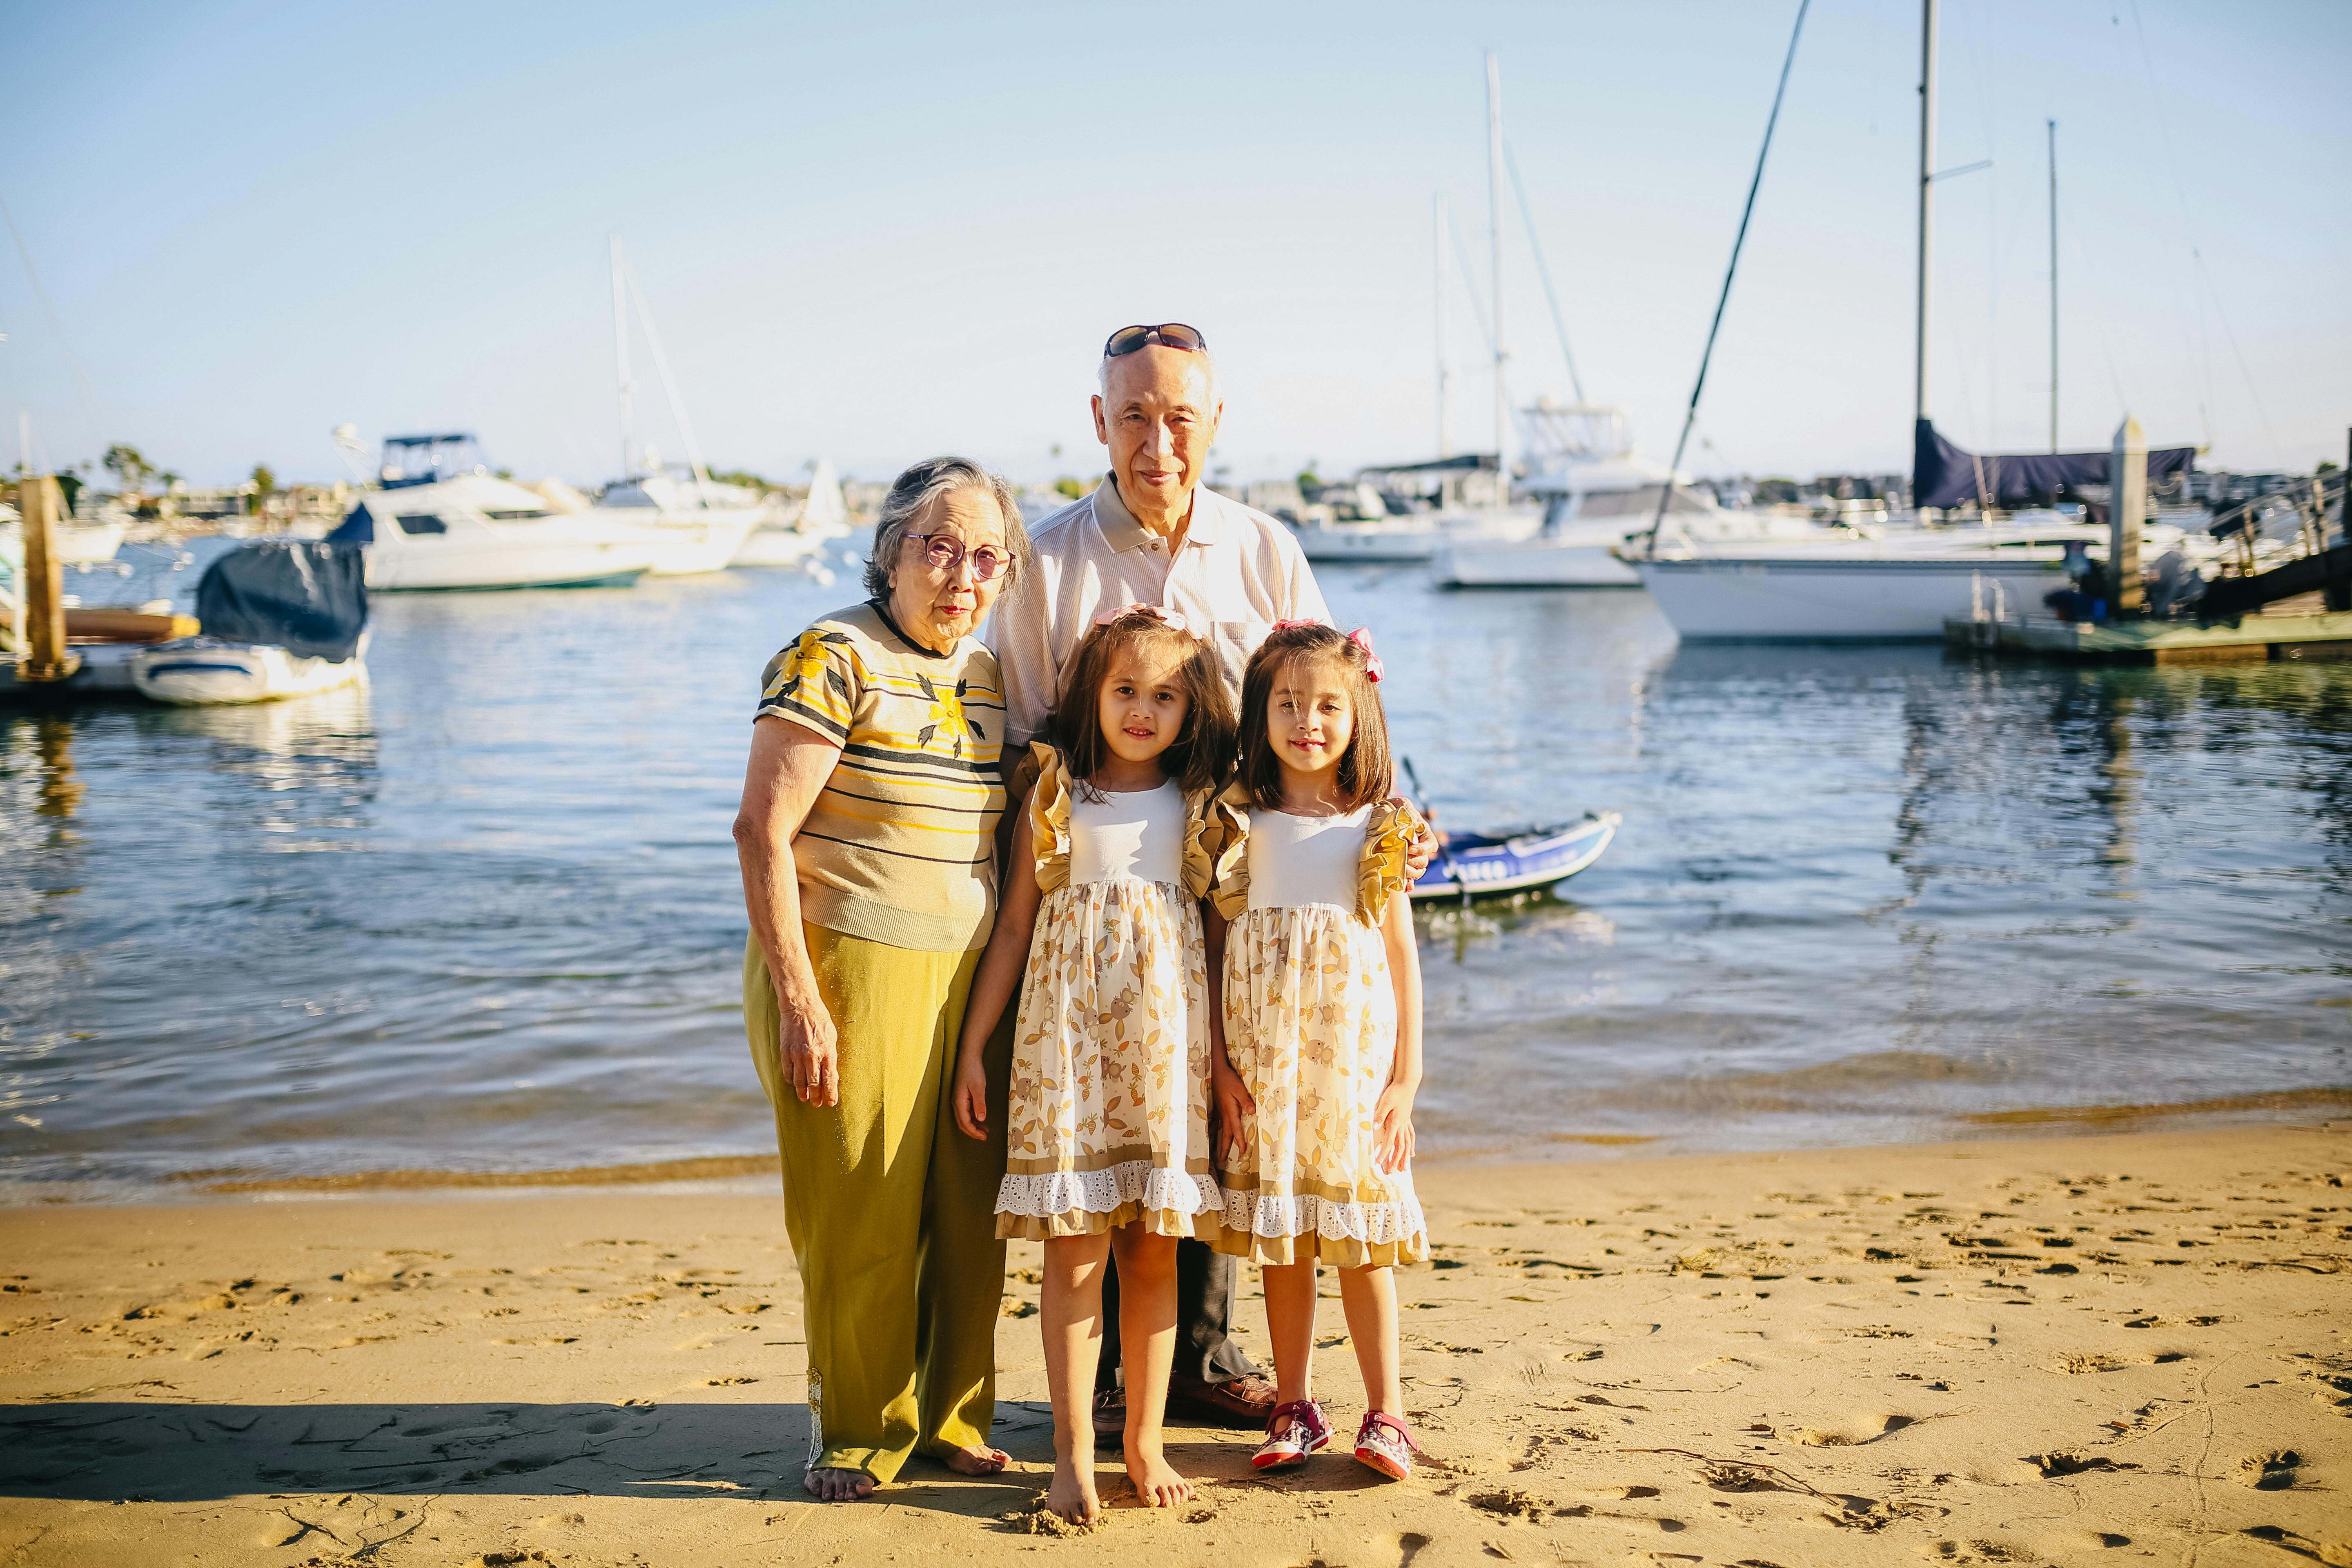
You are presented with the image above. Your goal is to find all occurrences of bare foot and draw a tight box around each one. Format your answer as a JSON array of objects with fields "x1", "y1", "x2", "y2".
[
  {"x1": 941, "y1": 1443, "x2": 1009, "y2": 1476},
  {"x1": 802, "y1": 1466, "x2": 876, "y2": 1502},
  {"x1": 1124, "y1": 1441, "x2": 1193, "y2": 1508},
  {"x1": 1046, "y1": 1451, "x2": 1100, "y2": 1525}
]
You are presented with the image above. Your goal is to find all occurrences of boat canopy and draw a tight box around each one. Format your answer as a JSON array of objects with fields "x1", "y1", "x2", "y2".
[
  {"x1": 380, "y1": 432, "x2": 486, "y2": 490},
  {"x1": 1913, "y1": 419, "x2": 2194, "y2": 510},
  {"x1": 194, "y1": 541, "x2": 370, "y2": 661}
]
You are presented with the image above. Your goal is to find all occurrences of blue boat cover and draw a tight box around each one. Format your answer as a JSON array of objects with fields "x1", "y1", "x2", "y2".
[
  {"x1": 1913, "y1": 419, "x2": 2194, "y2": 510},
  {"x1": 325, "y1": 503, "x2": 374, "y2": 544},
  {"x1": 195, "y1": 541, "x2": 369, "y2": 661}
]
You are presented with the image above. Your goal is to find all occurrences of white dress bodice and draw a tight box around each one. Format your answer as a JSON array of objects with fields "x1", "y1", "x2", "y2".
[
  {"x1": 1245, "y1": 804, "x2": 1371, "y2": 911},
  {"x1": 1069, "y1": 779, "x2": 1186, "y2": 887}
]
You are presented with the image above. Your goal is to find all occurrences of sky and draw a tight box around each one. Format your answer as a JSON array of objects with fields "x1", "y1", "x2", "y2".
[{"x1": 3, "y1": 0, "x2": 2347, "y2": 492}]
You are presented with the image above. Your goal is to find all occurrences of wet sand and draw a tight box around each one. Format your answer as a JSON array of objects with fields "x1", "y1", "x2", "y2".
[{"x1": 1, "y1": 1122, "x2": 2346, "y2": 1567}]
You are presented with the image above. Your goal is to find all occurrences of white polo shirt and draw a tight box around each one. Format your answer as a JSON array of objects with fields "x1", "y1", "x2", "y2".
[{"x1": 988, "y1": 475, "x2": 1331, "y2": 748}]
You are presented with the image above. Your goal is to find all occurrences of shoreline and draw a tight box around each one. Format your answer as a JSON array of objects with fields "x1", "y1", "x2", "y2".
[
  {"x1": 6, "y1": 1086, "x2": 2345, "y2": 1207},
  {"x1": 2, "y1": 1120, "x2": 2346, "y2": 1566}
]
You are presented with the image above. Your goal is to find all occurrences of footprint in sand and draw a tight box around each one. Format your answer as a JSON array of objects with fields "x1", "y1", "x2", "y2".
[{"x1": 2236, "y1": 1450, "x2": 2299, "y2": 1490}]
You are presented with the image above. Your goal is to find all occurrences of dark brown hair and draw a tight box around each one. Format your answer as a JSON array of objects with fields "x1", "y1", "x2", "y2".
[
  {"x1": 1234, "y1": 621, "x2": 1393, "y2": 811},
  {"x1": 1049, "y1": 610, "x2": 1236, "y2": 798}
]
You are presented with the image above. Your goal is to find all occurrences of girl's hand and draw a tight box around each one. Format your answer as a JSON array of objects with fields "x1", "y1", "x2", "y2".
[
  {"x1": 1211, "y1": 1064, "x2": 1256, "y2": 1167},
  {"x1": 951, "y1": 1049, "x2": 991, "y2": 1140},
  {"x1": 1372, "y1": 1082, "x2": 1417, "y2": 1174},
  {"x1": 777, "y1": 985, "x2": 842, "y2": 1107}
]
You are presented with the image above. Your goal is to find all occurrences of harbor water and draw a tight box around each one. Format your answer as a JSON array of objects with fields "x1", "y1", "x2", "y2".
[{"x1": 3, "y1": 550, "x2": 2348, "y2": 1200}]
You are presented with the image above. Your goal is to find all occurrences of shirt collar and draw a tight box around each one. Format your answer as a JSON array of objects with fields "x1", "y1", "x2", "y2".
[{"x1": 1093, "y1": 473, "x2": 1224, "y2": 553}]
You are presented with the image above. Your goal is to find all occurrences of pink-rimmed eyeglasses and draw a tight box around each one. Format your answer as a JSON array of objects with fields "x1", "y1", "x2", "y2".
[{"x1": 904, "y1": 532, "x2": 1012, "y2": 582}]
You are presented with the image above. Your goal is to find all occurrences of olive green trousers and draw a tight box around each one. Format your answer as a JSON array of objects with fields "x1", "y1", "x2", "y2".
[{"x1": 744, "y1": 926, "x2": 1007, "y2": 1481}]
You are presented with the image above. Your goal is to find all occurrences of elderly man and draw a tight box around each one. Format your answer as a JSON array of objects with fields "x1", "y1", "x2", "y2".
[{"x1": 989, "y1": 322, "x2": 1426, "y2": 1435}]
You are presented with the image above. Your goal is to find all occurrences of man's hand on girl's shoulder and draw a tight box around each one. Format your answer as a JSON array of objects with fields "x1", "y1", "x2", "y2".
[{"x1": 1396, "y1": 802, "x2": 1437, "y2": 880}]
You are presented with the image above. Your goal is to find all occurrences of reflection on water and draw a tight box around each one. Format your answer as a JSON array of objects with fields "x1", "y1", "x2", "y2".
[{"x1": 3, "y1": 560, "x2": 2349, "y2": 1198}]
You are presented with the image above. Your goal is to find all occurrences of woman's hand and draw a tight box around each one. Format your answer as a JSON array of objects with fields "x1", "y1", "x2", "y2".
[
  {"x1": 1210, "y1": 1062, "x2": 1256, "y2": 1167},
  {"x1": 1372, "y1": 1082, "x2": 1417, "y2": 1174},
  {"x1": 777, "y1": 984, "x2": 842, "y2": 1107},
  {"x1": 951, "y1": 1049, "x2": 991, "y2": 1140}
]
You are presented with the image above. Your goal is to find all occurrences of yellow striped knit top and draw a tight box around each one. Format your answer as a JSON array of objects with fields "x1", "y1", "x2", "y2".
[{"x1": 755, "y1": 600, "x2": 1007, "y2": 952}]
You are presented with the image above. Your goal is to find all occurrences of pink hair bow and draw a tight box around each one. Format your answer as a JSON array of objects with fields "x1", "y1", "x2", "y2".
[
  {"x1": 1094, "y1": 601, "x2": 1189, "y2": 635},
  {"x1": 1348, "y1": 626, "x2": 1384, "y2": 683},
  {"x1": 1268, "y1": 616, "x2": 1325, "y2": 632}
]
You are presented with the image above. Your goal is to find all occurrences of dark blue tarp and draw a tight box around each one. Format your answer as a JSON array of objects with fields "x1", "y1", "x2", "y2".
[
  {"x1": 1913, "y1": 419, "x2": 2195, "y2": 510},
  {"x1": 325, "y1": 503, "x2": 374, "y2": 544},
  {"x1": 195, "y1": 541, "x2": 369, "y2": 661}
]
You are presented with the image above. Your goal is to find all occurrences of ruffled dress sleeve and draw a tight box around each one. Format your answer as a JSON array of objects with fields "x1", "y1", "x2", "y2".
[
  {"x1": 1357, "y1": 799, "x2": 1425, "y2": 925},
  {"x1": 1179, "y1": 785, "x2": 1216, "y2": 902},
  {"x1": 1203, "y1": 779, "x2": 1255, "y2": 921},
  {"x1": 1026, "y1": 741, "x2": 1074, "y2": 897}
]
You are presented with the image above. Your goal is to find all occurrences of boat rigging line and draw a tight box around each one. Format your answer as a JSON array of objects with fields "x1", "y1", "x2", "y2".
[
  {"x1": 1643, "y1": 0, "x2": 1811, "y2": 554},
  {"x1": 1503, "y1": 143, "x2": 1587, "y2": 405}
]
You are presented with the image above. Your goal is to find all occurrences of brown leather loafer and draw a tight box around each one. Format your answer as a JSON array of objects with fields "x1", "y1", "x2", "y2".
[
  {"x1": 1091, "y1": 1386, "x2": 1125, "y2": 1443},
  {"x1": 1168, "y1": 1372, "x2": 1279, "y2": 1428}
]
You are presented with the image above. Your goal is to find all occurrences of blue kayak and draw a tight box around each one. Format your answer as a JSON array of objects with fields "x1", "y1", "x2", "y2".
[{"x1": 1410, "y1": 811, "x2": 1620, "y2": 901}]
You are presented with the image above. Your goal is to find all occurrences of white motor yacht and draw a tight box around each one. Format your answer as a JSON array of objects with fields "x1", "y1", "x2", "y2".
[
  {"x1": 328, "y1": 434, "x2": 659, "y2": 592},
  {"x1": 1436, "y1": 452, "x2": 1833, "y2": 587}
]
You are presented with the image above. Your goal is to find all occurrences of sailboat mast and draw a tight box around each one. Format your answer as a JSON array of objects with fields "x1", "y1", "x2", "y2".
[
  {"x1": 1486, "y1": 51, "x2": 1508, "y2": 482},
  {"x1": 611, "y1": 236, "x2": 635, "y2": 479},
  {"x1": 2047, "y1": 117, "x2": 2059, "y2": 452},
  {"x1": 1914, "y1": 0, "x2": 1938, "y2": 427},
  {"x1": 1434, "y1": 194, "x2": 1451, "y2": 459}
]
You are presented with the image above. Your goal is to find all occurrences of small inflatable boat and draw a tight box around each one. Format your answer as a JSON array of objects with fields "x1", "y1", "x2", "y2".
[{"x1": 1408, "y1": 811, "x2": 1620, "y2": 901}]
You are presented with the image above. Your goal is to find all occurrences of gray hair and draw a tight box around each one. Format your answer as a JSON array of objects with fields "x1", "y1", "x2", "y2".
[{"x1": 862, "y1": 456, "x2": 1033, "y2": 602}]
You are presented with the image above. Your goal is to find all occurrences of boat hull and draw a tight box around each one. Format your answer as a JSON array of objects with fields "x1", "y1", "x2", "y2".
[
  {"x1": 731, "y1": 526, "x2": 825, "y2": 568},
  {"x1": 1410, "y1": 812, "x2": 1619, "y2": 900},
  {"x1": 1434, "y1": 536, "x2": 1643, "y2": 587},
  {"x1": 1635, "y1": 555, "x2": 2070, "y2": 640},
  {"x1": 609, "y1": 510, "x2": 760, "y2": 576},
  {"x1": 363, "y1": 540, "x2": 654, "y2": 592},
  {"x1": 131, "y1": 644, "x2": 365, "y2": 705}
]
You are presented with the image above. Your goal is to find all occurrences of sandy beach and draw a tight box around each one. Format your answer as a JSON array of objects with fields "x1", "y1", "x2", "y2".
[{"x1": 1, "y1": 1121, "x2": 2345, "y2": 1568}]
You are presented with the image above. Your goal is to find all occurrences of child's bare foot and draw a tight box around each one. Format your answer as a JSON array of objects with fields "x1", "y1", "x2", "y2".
[
  {"x1": 1124, "y1": 1442, "x2": 1193, "y2": 1508},
  {"x1": 941, "y1": 1443, "x2": 1009, "y2": 1476},
  {"x1": 1047, "y1": 1452, "x2": 1100, "y2": 1524},
  {"x1": 802, "y1": 1466, "x2": 875, "y2": 1501}
]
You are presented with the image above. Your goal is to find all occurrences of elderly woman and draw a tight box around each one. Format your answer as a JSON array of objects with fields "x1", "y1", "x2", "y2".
[{"x1": 735, "y1": 456, "x2": 1031, "y2": 1502}]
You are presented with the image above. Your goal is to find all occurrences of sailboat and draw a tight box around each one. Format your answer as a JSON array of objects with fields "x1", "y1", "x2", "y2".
[
  {"x1": 1629, "y1": 0, "x2": 2203, "y2": 639},
  {"x1": 589, "y1": 238, "x2": 760, "y2": 575}
]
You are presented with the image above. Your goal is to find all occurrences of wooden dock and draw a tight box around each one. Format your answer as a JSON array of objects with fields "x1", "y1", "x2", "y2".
[{"x1": 1945, "y1": 607, "x2": 2352, "y2": 663}]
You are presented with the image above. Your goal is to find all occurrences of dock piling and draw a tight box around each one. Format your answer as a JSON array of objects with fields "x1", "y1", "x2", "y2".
[
  {"x1": 2108, "y1": 414, "x2": 2146, "y2": 617},
  {"x1": 18, "y1": 474, "x2": 80, "y2": 684}
]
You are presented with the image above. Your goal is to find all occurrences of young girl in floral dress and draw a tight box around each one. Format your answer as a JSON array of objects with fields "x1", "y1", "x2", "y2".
[
  {"x1": 1205, "y1": 619, "x2": 1428, "y2": 1481},
  {"x1": 952, "y1": 604, "x2": 1235, "y2": 1525}
]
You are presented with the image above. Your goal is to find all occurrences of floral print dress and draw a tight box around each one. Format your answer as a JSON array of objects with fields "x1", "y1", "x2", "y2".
[
  {"x1": 1207, "y1": 786, "x2": 1429, "y2": 1267},
  {"x1": 994, "y1": 744, "x2": 1223, "y2": 1239}
]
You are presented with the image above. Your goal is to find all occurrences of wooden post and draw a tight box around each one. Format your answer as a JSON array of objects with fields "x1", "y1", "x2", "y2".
[
  {"x1": 19, "y1": 473, "x2": 80, "y2": 682},
  {"x1": 2109, "y1": 414, "x2": 2145, "y2": 617}
]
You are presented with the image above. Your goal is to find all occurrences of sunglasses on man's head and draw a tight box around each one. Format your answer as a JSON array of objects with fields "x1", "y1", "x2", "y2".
[
  {"x1": 1103, "y1": 323, "x2": 1208, "y2": 359},
  {"x1": 904, "y1": 531, "x2": 1012, "y2": 582}
]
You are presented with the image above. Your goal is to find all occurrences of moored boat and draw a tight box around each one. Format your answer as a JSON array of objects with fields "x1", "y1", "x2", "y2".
[
  {"x1": 130, "y1": 539, "x2": 370, "y2": 705},
  {"x1": 327, "y1": 435, "x2": 659, "y2": 592},
  {"x1": 1410, "y1": 812, "x2": 1621, "y2": 900}
]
